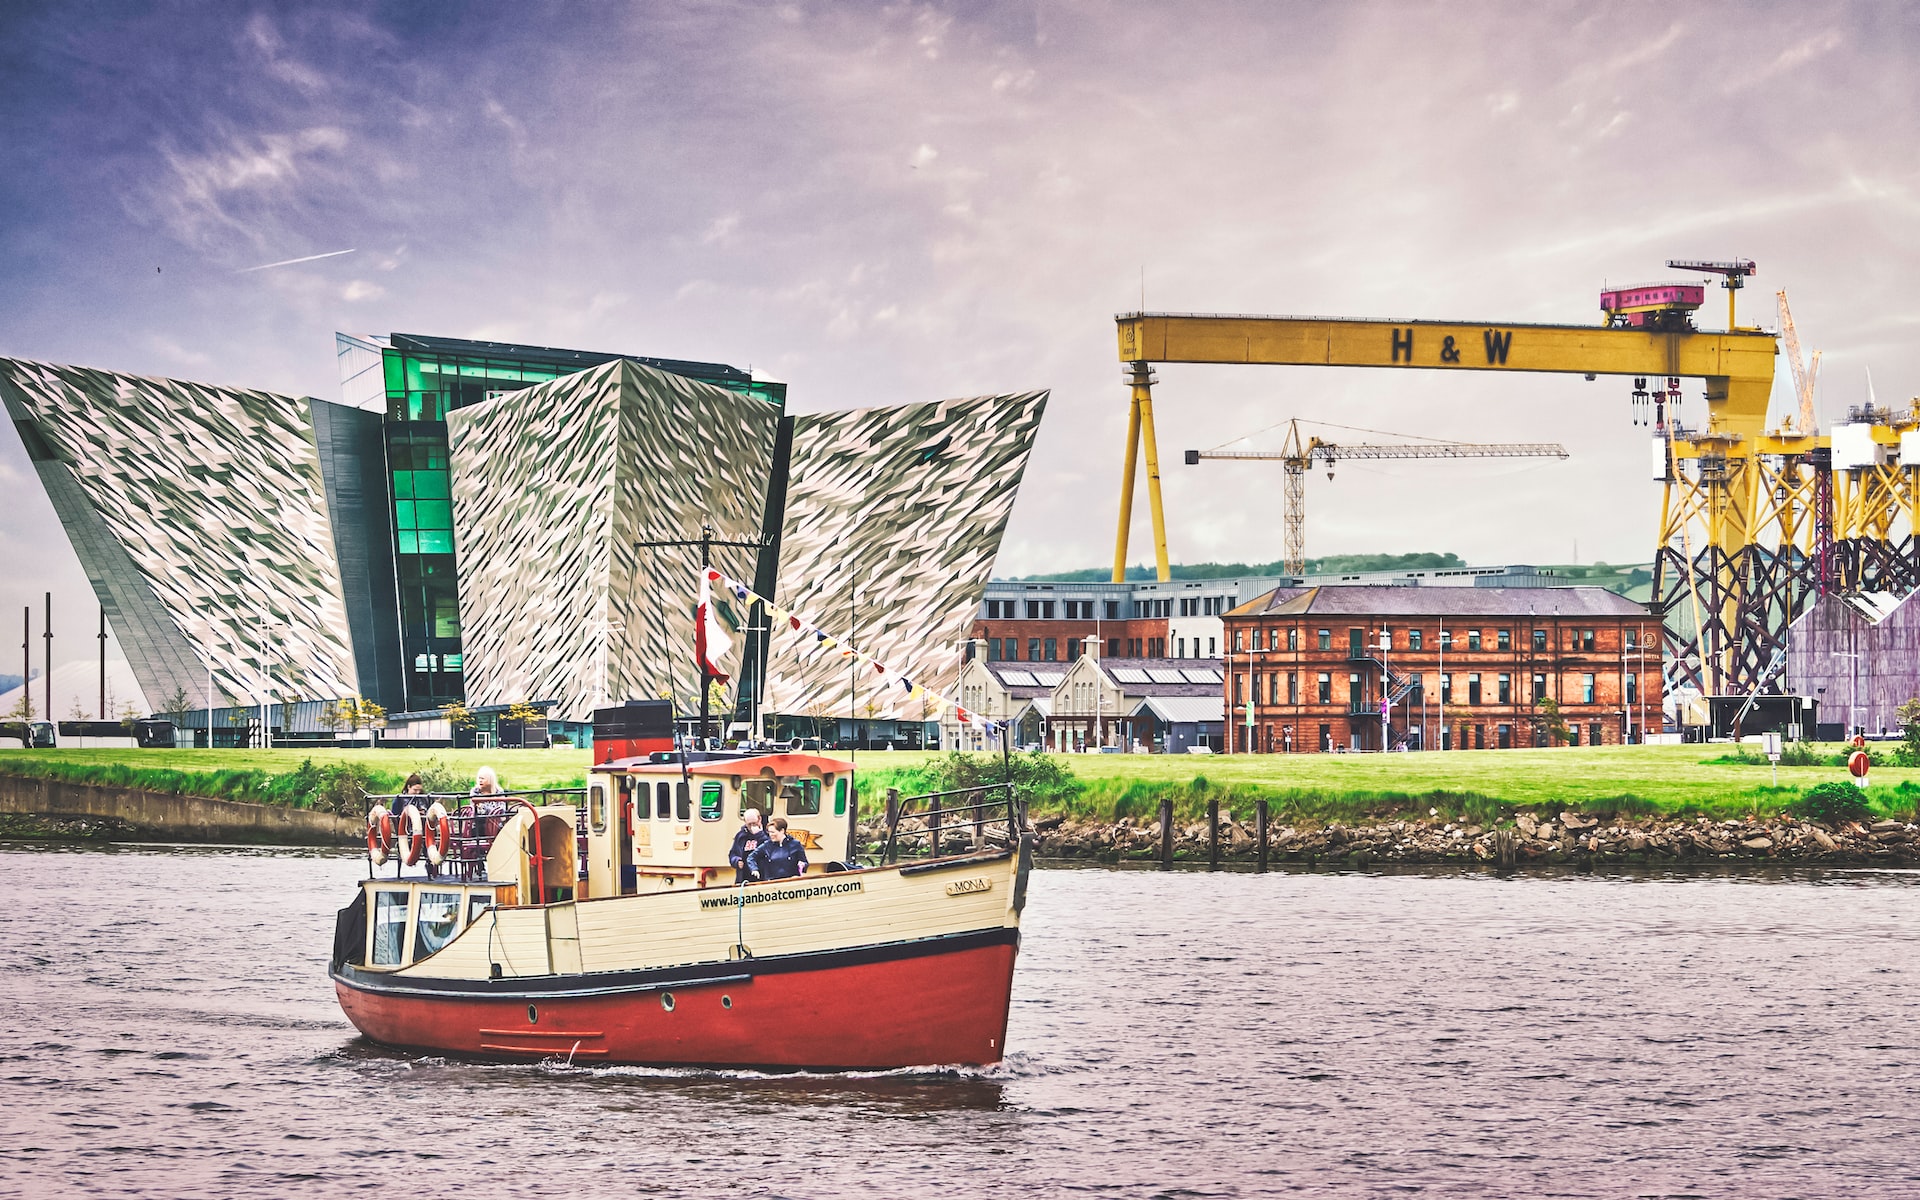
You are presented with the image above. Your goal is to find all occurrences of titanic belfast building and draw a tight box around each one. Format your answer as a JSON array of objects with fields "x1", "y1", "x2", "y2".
[{"x1": 0, "y1": 333, "x2": 1047, "y2": 728}]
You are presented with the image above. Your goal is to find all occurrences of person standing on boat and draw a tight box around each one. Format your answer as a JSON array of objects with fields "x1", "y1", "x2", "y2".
[
  {"x1": 729, "y1": 807, "x2": 767, "y2": 885},
  {"x1": 748, "y1": 817, "x2": 809, "y2": 881}
]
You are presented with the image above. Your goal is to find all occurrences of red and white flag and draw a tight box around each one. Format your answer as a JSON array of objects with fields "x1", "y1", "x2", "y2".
[{"x1": 696, "y1": 571, "x2": 731, "y2": 684}]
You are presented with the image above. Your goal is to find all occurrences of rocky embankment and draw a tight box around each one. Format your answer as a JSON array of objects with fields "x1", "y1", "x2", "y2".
[{"x1": 996, "y1": 809, "x2": 1920, "y2": 866}]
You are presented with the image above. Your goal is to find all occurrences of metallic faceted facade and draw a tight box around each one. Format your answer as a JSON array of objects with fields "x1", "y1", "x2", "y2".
[
  {"x1": 0, "y1": 358, "x2": 359, "y2": 710},
  {"x1": 763, "y1": 391, "x2": 1049, "y2": 720},
  {"x1": 447, "y1": 361, "x2": 778, "y2": 721}
]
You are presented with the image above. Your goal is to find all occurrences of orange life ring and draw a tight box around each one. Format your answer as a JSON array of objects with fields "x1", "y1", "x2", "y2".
[
  {"x1": 366, "y1": 808, "x2": 395, "y2": 866},
  {"x1": 1848, "y1": 750, "x2": 1871, "y2": 779},
  {"x1": 400, "y1": 804, "x2": 427, "y2": 866},
  {"x1": 424, "y1": 801, "x2": 452, "y2": 867}
]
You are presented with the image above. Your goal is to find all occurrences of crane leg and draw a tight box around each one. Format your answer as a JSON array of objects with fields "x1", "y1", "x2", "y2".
[
  {"x1": 1135, "y1": 369, "x2": 1173, "y2": 582},
  {"x1": 1112, "y1": 377, "x2": 1143, "y2": 584}
]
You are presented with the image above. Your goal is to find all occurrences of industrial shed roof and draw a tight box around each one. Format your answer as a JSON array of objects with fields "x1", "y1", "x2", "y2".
[{"x1": 1231, "y1": 585, "x2": 1649, "y2": 619}]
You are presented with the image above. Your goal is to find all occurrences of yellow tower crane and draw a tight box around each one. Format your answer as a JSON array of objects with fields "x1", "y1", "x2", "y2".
[{"x1": 1183, "y1": 420, "x2": 1569, "y2": 576}]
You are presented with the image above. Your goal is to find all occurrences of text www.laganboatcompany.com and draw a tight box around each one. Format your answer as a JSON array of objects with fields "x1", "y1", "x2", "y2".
[{"x1": 700, "y1": 879, "x2": 864, "y2": 909}]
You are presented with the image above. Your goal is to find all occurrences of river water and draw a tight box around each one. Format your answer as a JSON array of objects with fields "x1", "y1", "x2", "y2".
[{"x1": 4, "y1": 845, "x2": 1920, "y2": 1198}]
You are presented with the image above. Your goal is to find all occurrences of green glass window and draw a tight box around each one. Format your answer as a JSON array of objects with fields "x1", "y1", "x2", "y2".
[
  {"x1": 392, "y1": 472, "x2": 415, "y2": 499},
  {"x1": 394, "y1": 500, "x2": 417, "y2": 529},
  {"x1": 413, "y1": 472, "x2": 450, "y2": 500},
  {"x1": 418, "y1": 530, "x2": 454, "y2": 553},
  {"x1": 699, "y1": 782, "x2": 724, "y2": 821},
  {"x1": 413, "y1": 500, "x2": 452, "y2": 529},
  {"x1": 383, "y1": 352, "x2": 404, "y2": 392},
  {"x1": 834, "y1": 777, "x2": 848, "y2": 816},
  {"x1": 784, "y1": 778, "x2": 821, "y2": 816},
  {"x1": 396, "y1": 531, "x2": 419, "y2": 554}
]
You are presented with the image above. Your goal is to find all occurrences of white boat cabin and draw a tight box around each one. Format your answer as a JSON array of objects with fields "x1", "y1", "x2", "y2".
[{"x1": 583, "y1": 751, "x2": 856, "y2": 898}]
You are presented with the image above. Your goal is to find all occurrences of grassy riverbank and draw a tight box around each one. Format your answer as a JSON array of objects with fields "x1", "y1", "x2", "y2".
[
  {"x1": 2, "y1": 743, "x2": 1915, "y2": 825},
  {"x1": 850, "y1": 744, "x2": 1920, "y2": 824},
  {"x1": 0, "y1": 748, "x2": 590, "y2": 812}
]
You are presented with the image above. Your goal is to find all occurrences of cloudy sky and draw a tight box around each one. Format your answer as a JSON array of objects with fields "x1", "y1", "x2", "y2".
[{"x1": 1, "y1": 1, "x2": 1913, "y2": 709}]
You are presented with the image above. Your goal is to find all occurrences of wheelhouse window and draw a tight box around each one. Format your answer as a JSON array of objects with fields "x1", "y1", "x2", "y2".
[
  {"x1": 372, "y1": 891, "x2": 410, "y2": 966},
  {"x1": 834, "y1": 776, "x2": 848, "y2": 816},
  {"x1": 784, "y1": 778, "x2": 822, "y2": 816},
  {"x1": 414, "y1": 891, "x2": 461, "y2": 958},
  {"x1": 675, "y1": 781, "x2": 691, "y2": 822},
  {"x1": 589, "y1": 783, "x2": 608, "y2": 832},
  {"x1": 655, "y1": 780, "x2": 671, "y2": 819},
  {"x1": 700, "y1": 781, "x2": 724, "y2": 821}
]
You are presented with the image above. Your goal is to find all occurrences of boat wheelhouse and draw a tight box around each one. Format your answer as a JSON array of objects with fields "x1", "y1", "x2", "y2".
[{"x1": 331, "y1": 749, "x2": 1032, "y2": 1070}]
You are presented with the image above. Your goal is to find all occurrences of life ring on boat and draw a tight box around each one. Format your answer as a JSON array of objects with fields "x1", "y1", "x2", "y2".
[
  {"x1": 366, "y1": 808, "x2": 395, "y2": 866},
  {"x1": 399, "y1": 804, "x2": 427, "y2": 866},
  {"x1": 424, "y1": 801, "x2": 452, "y2": 866}
]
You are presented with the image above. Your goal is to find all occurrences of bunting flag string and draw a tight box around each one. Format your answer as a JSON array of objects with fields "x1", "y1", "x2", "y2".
[{"x1": 699, "y1": 568, "x2": 1006, "y2": 737}]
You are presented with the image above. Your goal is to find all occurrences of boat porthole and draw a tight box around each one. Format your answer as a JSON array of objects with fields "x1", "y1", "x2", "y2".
[
  {"x1": 527, "y1": 1005, "x2": 538, "y2": 1024},
  {"x1": 661, "y1": 992, "x2": 676, "y2": 1012},
  {"x1": 721, "y1": 995, "x2": 732, "y2": 1009}
]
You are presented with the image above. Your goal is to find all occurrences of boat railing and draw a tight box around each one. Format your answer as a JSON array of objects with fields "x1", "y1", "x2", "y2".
[
  {"x1": 880, "y1": 780, "x2": 1024, "y2": 864},
  {"x1": 361, "y1": 788, "x2": 588, "y2": 884}
]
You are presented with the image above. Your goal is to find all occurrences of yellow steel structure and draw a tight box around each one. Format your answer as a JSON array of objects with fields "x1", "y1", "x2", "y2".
[
  {"x1": 1113, "y1": 312, "x2": 1777, "y2": 575},
  {"x1": 1110, "y1": 310, "x2": 1801, "y2": 694}
]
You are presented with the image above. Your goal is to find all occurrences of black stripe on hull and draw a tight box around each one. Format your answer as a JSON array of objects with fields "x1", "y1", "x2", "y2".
[{"x1": 334, "y1": 925, "x2": 1020, "y2": 1001}]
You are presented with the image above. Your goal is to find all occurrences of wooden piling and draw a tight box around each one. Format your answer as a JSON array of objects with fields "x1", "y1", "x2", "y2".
[
  {"x1": 1159, "y1": 797, "x2": 1174, "y2": 869},
  {"x1": 1256, "y1": 800, "x2": 1269, "y2": 873},
  {"x1": 1208, "y1": 798, "x2": 1221, "y2": 872}
]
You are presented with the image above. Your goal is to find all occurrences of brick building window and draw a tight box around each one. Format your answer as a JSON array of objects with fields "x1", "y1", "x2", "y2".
[
  {"x1": 1044, "y1": 638, "x2": 1057, "y2": 661},
  {"x1": 1319, "y1": 723, "x2": 1332, "y2": 751},
  {"x1": 1624, "y1": 627, "x2": 1639, "y2": 649},
  {"x1": 1128, "y1": 638, "x2": 1142, "y2": 656},
  {"x1": 1349, "y1": 673, "x2": 1362, "y2": 704},
  {"x1": 1287, "y1": 627, "x2": 1298, "y2": 651},
  {"x1": 1468, "y1": 630, "x2": 1482, "y2": 651},
  {"x1": 1581, "y1": 629, "x2": 1596, "y2": 651},
  {"x1": 1067, "y1": 638, "x2": 1082, "y2": 660},
  {"x1": 1498, "y1": 629, "x2": 1511, "y2": 651},
  {"x1": 1028, "y1": 638, "x2": 1040, "y2": 661},
  {"x1": 1441, "y1": 674, "x2": 1452, "y2": 703},
  {"x1": 1582, "y1": 673, "x2": 1595, "y2": 703},
  {"x1": 1474, "y1": 724, "x2": 1485, "y2": 749},
  {"x1": 1286, "y1": 673, "x2": 1296, "y2": 704},
  {"x1": 1108, "y1": 638, "x2": 1121, "y2": 658},
  {"x1": 1235, "y1": 630, "x2": 1245, "y2": 651},
  {"x1": 1532, "y1": 673, "x2": 1546, "y2": 702},
  {"x1": 1626, "y1": 673, "x2": 1637, "y2": 704},
  {"x1": 1349, "y1": 629, "x2": 1364, "y2": 657},
  {"x1": 1589, "y1": 722, "x2": 1602, "y2": 745},
  {"x1": 1467, "y1": 674, "x2": 1481, "y2": 704},
  {"x1": 1317, "y1": 673, "x2": 1332, "y2": 703},
  {"x1": 1408, "y1": 629, "x2": 1423, "y2": 651},
  {"x1": 1498, "y1": 674, "x2": 1512, "y2": 704},
  {"x1": 1497, "y1": 723, "x2": 1512, "y2": 749},
  {"x1": 1318, "y1": 629, "x2": 1331, "y2": 650},
  {"x1": 987, "y1": 639, "x2": 1001, "y2": 661},
  {"x1": 1533, "y1": 629, "x2": 1547, "y2": 651}
]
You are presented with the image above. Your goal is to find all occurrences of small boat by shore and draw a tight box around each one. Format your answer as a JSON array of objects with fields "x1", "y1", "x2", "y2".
[{"x1": 330, "y1": 748, "x2": 1032, "y2": 1070}]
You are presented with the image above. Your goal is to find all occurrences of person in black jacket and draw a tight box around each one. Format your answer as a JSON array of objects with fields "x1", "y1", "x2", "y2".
[
  {"x1": 748, "y1": 817, "x2": 809, "y2": 881},
  {"x1": 729, "y1": 808, "x2": 767, "y2": 885}
]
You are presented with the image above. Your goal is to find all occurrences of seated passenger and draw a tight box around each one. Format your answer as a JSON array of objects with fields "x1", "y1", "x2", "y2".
[
  {"x1": 729, "y1": 807, "x2": 767, "y2": 885},
  {"x1": 748, "y1": 817, "x2": 809, "y2": 881}
]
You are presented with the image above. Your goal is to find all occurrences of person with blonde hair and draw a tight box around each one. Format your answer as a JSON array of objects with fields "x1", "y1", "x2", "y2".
[{"x1": 471, "y1": 766, "x2": 501, "y2": 796}]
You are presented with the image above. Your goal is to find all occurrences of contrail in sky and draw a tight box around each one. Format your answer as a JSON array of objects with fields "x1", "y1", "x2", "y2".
[{"x1": 237, "y1": 248, "x2": 356, "y2": 272}]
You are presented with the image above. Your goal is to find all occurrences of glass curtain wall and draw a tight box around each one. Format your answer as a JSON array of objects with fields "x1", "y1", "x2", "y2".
[{"x1": 377, "y1": 339, "x2": 784, "y2": 711}]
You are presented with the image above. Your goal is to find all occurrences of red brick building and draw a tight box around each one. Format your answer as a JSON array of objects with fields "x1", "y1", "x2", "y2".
[{"x1": 1220, "y1": 586, "x2": 1662, "y2": 752}]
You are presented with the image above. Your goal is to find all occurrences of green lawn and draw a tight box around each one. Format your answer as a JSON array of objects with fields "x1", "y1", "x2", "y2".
[
  {"x1": 2, "y1": 747, "x2": 591, "y2": 788},
  {"x1": 851, "y1": 744, "x2": 1920, "y2": 822},
  {"x1": 3, "y1": 743, "x2": 1913, "y2": 824}
]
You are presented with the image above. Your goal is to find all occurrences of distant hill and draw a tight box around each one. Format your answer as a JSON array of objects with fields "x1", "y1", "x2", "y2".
[
  {"x1": 0, "y1": 673, "x2": 24, "y2": 693},
  {"x1": 1004, "y1": 554, "x2": 1657, "y2": 602},
  {"x1": 1009, "y1": 552, "x2": 1468, "y2": 582}
]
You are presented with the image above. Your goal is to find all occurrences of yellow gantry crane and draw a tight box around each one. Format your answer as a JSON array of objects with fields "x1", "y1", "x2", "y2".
[
  {"x1": 1184, "y1": 420, "x2": 1569, "y2": 576},
  {"x1": 1109, "y1": 280, "x2": 1796, "y2": 695}
]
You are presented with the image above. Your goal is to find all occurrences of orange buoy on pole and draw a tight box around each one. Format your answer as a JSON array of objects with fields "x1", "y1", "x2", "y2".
[{"x1": 1848, "y1": 749, "x2": 1871, "y2": 790}]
